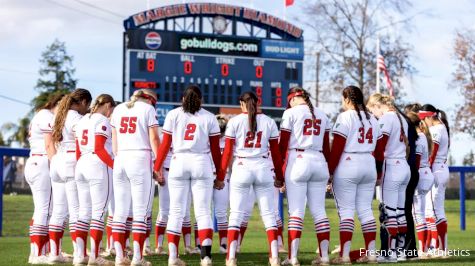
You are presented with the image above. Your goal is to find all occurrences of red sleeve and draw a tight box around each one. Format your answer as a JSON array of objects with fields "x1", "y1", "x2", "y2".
[
  {"x1": 94, "y1": 135, "x2": 114, "y2": 168},
  {"x1": 328, "y1": 134, "x2": 346, "y2": 175},
  {"x1": 153, "y1": 133, "x2": 172, "y2": 172},
  {"x1": 429, "y1": 143, "x2": 439, "y2": 167},
  {"x1": 75, "y1": 139, "x2": 81, "y2": 161},
  {"x1": 374, "y1": 134, "x2": 389, "y2": 162},
  {"x1": 269, "y1": 138, "x2": 284, "y2": 181},
  {"x1": 323, "y1": 131, "x2": 330, "y2": 162},
  {"x1": 415, "y1": 154, "x2": 421, "y2": 169},
  {"x1": 220, "y1": 138, "x2": 234, "y2": 178},
  {"x1": 279, "y1": 130, "x2": 291, "y2": 162},
  {"x1": 209, "y1": 135, "x2": 224, "y2": 181}
]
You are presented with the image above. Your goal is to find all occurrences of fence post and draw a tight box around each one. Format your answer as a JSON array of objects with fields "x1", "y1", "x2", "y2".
[
  {"x1": 0, "y1": 155, "x2": 4, "y2": 237},
  {"x1": 460, "y1": 170, "x2": 466, "y2": 231}
]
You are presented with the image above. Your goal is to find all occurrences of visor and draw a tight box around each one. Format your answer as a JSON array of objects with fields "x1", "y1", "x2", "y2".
[
  {"x1": 418, "y1": 111, "x2": 436, "y2": 120},
  {"x1": 141, "y1": 93, "x2": 157, "y2": 106},
  {"x1": 286, "y1": 91, "x2": 304, "y2": 108}
]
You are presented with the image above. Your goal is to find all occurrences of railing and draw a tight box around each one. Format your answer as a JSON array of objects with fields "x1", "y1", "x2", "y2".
[
  {"x1": 0, "y1": 146, "x2": 30, "y2": 236},
  {"x1": 449, "y1": 166, "x2": 475, "y2": 231}
]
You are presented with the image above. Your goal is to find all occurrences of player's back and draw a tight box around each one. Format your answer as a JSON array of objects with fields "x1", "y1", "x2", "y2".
[
  {"x1": 162, "y1": 107, "x2": 220, "y2": 154},
  {"x1": 281, "y1": 104, "x2": 331, "y2": 151},
  {"x1": 333, "y1": 110, "x2": 378, "y2": 153},
  {"x1": 57, "y1": 110, "x2": 83, "y2": 151},
  {"x1": 430, "y1": 124, "x2": 449, "y2": 162},
  {"x1": 75, "y1": 115, "x2": 92, "y2": 154},
  {"x1": 111, "y1": 101, "x2": 158, "y2": 152},
  {"x1": 416, "y1": 132, "x2": 430, "y2": 168},
  {"x1": 379, "y1": 111, "x2": 409, "y2": 159},
  {"x1": 29, "y1": 109, "x2": 54, "y2": 155},
  {"x1": 226, "y1": 113, "x2": 279, "y2": 158}
]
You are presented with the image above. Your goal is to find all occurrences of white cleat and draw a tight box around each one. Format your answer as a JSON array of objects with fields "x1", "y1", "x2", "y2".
[
  {"x1": 226, "y1": 258, "x2": 237, "y2": 266},
  {"x1": 88, "y1": 256, "x2": 114, "y2": 266},
  {"x1": 200, "y1": 256, "x2": 212, "y2": 266},
  {"x1": 331, "y1": 256, "x2": 351, "y2": 265},
  {"x1": 269, "y1": 257, "x2": 281, "y2": 266},
  {"x1": 28, "y1": 255, "x2": 33, "y2": 264},
  {"x1": 142, "y1": 247, "x2": 154, "y2": 256},
  {"x1": 311, "y1": 256, "x2": 330, "y2": 266},
  {"x1": 184, "y1": 246, "x2": 195, "y2": 255},
  {"x1": 131, "y1": 258, "x2": 152, "y2": 266},
  {"x1": 219, "y1": 246, "x2": 227, "y2": 254},
  {"x1": 155, "y1": 247, "x2": 167, "y2": 255},
  {"x1": 281, "y1": 257, "x2": 300, "y2": 266},
  {"x1": 48, "y1": 253, "x2": 73, "y2": 264},
  {"x1": 30, "y1": 255, "x2": 50, "y2": 265},
  {"x1": 115, "y1": 257, "x2": 132, "y2": 266},
  {"x1": 74, "y1": 255, "x2": 89, "y2": 265},
  {"x1": 168, "y1": 258, "x2": 186, "y2": 266},
  {"x1": 330, "y1": 245, "x2": 341, "y2": 255}
]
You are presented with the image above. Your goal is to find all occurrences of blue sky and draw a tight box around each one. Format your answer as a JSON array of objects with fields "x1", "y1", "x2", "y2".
[{"x1": 0, "y1": 0, "x2": 474, "y2": 160}]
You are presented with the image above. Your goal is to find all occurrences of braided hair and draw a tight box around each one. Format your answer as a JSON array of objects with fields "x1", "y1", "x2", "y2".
[
  {"x1": 182, "y1": 85, "x2": 202, "y2": 114},
  {"x1": 342, "y1": 85, "x2": 371, "y2": 126},
  {"x1": 239, "y1": 91, "x2": 259, "y2": 134},
  {"x1": 216, "y1": 114, "x2": 228, "y2": 136},
  {"x1": 287, "y1": 87, "x2": 316, "y2": 120}
]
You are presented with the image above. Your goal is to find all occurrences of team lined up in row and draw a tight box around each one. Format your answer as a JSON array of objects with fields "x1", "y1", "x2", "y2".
[{"x1": 25, "y1": 85, "x2": 449, "y2": 266}]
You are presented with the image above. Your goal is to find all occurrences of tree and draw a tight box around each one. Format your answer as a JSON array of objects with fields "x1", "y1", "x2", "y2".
[
  {"x1": 450, "y1": 30, "x2": 475, "y2": 137},
  {"x1": 463, "y1": 150, "x2": 474, "y2": 166},
  {"x1": 1, "y1": 117, "x2": 30, "y2": 147},
  {"x1": 299, "y1": 0, "x2": 416, "y2": 104},
  {"x1": 33, "y1": 39, "x2": 77, "y2": 111}
]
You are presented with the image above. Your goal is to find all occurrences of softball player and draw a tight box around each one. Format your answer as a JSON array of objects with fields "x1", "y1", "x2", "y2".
[
  {"x1": 279, "y1": 88, "x2": 331, "y2": 266},
  {"x1": 214, "y1": 114, "x2": 230, "y2": 253},
  {"x1": 221, "y1": 91, "x2": 284, "y2": 266},
  {"x1": 419, "y1": 104, "x2": 450, "y2": 254},
  {"x1": 405, "y1": 112, "x2": 434, "y2": 256},
  {"x1": 25, "y1": 93, "x2": 64, "y2": 264},
  {"x1": 49, "y1": 89, "x2": 92, "y2": 264},
  {"x1": 328, "y1": 86, "x2": 378, "y2": 264},
  {"x1": 110, "y1": 89, "x2": 160, "y2": 266},
  {"x1": 367, "y1": 93, "x2": 410, "y2": 262},
  {"x1": 153, "y1": 85, "x2": 223, "y2": 266},
  {"x1": 74, "y1": 94, "x2": 116, "y2": 265}
]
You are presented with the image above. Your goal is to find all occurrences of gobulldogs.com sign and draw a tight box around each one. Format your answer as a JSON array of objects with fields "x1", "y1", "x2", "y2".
[{"x1": 124, "y1": 3, "x2": 303, "y2": 39}]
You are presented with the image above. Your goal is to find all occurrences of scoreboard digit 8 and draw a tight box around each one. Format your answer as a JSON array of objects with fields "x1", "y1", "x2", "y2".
[{"x1": 123, "y1": 2, "x2": 303, "y2": 114}]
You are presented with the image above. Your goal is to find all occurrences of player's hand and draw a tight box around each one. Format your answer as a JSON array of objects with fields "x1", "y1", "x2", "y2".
[
  {"x1": 274, "y1": 179, "x2": 284, "y2": 188},
  {"x1": 214, "y1": 179, "x2": 225, "y2": 190},
  {"x1": 375, "y1": 178, "x2": 382, "y2": 186},
  {"x1": 326, "y1": 176, "x2": 333, "y2": 193},
  {"x1": 154, "y1": 169, "x2": 165, "y2": 186},
  {"x1": 279, "y1": 183, "x2": 286, "y2": 193}
]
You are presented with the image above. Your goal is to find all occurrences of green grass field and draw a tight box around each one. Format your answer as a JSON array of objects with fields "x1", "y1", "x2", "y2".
[{"x1": 1, "y1": 195, "x2": 475, "y2": 265}]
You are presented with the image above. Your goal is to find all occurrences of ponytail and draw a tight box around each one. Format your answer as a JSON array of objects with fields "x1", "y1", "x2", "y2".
[
  {"x1": 182, "y1": 85, "x2": 202, "y2": 114},
  {"x1": 342, "y1": 85, "x2": 371, "y2": 127},
  {"x1": 239, "y1": 91, "x2": 259, "y2": 134},
  {"x1": 437, "y1": 109, "x2": 450, "y2": 140}
]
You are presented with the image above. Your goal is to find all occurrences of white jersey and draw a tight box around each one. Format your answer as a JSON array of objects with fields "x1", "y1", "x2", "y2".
[
  {"x1": 28, "y1": 109, "x2": 54, "y2": 155},
  {"x1": 378, "y1": 111, "x2": 409, "y2": 159},
  {"x1": 75, "y1": 113, "x2": 112, "y2": 155},
  {"x1": 280, "y1": 104, "x2": 331, "y2": 151},
  {"x1": 159, "y1": 128, "x2": 173, "y2": 168},
  {"x1": 415, "y1": 132, "x2": 430, "y2": 168},
  {"x1": 430, "y1": 124, "x2": 449, "y2": 162},
  {"x1": 111, "y1": 101, "x2": 158, "y2": 152},
  {"x1": 162, "y1": 107, "x2": 220, "y2": 154},
  {"x1": 56, "y1": 110, "x2": 83, "y2": 152},
  {"x1": 332, "y1": 110, "x2": 379, "y2": 153},
  {"x1": 225, "y1": 113, "x2": 279, "y2": 158}
]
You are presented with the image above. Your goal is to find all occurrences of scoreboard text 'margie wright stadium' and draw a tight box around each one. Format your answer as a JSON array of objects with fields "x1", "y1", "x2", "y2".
[{"x1": 123, "y1": 2, "x2": 304, "y2": 120}]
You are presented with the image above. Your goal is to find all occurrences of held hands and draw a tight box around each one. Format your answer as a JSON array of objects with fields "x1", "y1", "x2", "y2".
[
  {"x1": 153, "y1": 169, "x2": 165, "y2": 186},
  {"x1": 214, "y1": 179, "x2": 225, "y2": 190},
  {"x1": 274, "y1": 179, "x2": 284, "y2": 189},
  {"x1": 326, "y1": 176, "x2": 333, "y2": 193}
]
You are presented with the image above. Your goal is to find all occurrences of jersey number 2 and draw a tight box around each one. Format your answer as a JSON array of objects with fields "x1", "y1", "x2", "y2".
[
  {"x1": 357, "y1": 127, "x2": 373, "y2": 144},
  {"x1": 184, "y1": 124, "x2": 197, "y2": 140},
  {"x1": 119, "y1": 117, "x2": 137, "y2": 134},
  {"x1": 244, "y1": 131, "x2": 263, "y2": 148},
  {"x1": 303, "y1": 119, "x2": 321, "y2": 136}
]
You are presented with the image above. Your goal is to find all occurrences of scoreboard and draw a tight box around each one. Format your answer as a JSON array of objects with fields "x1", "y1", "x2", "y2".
[{"x1": 123, "y1": 2, "x2": 304, "y2": 118}]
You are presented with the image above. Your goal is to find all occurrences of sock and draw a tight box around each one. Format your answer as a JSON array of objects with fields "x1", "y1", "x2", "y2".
[
  {"x1": 276, "y1": 218, "x2": 284, "y2": 248},
  {"x1": 167, "y1": 231, "x2": 181, "y2": 259},
  {"x1": 69, "y1": 222, "x2": 77, "y2": 256},
  {"x1": 125, "y1": 217, "x2": 133, "y2": 249},
  {"x1": 106, "y1": 216, "x2": 113, "y2": 251},
  {"x1": 287, "y1": 216, "x2": 303, "y2": 260},
  {"x1": 436, "y1": 219, "x2": 448, "y2": 251},
  {"x1": 155, "y1": 220, "x2": 167, "y2": 249},
  {"x1": 198, "y1": 228, "x2": 213, "y2": 259},
  {"x1": 266, "y1": 227, "x2": 279, "y2": 259},
  {"x1": 112, "y1": 221, "x2": 127, "y2": 259},
  {"x1": 217, "y1": 220, "x2": 228, "y2": 247},
  {"x1": 145, "y1": 216, "x2": 152, "y2": 250},
  {"x1": 226, "y1": 228, "x2": 240, "y2": 260},
  {"x1": 194, "y1": 222, "x2": 200, "y2": 247},
  {"x1": 48, "y1": 224, "x2": 64, "y2": 256},
  {"x1": 361, "y1": 219, "x2": 377, "y2": 255},
  {"x1": 182, "y1": 220, "x2": 192, "y2": 248},
  {"x1": 90, "y1": 219, "x2": 105, "y2": 259},
  {"x1": 339, "y1": 219, "x2": 354, "y2": 258},
  {"x1": 315, "y1": 218, "x2": 330, "y2": 259},
  {"x1": 75, "y1": 220, "x2": 90, "y2": 258},
  {"x1": 416, "y1": 223, "x2": 428, "y2": 252},
  {"x1": 385, "y1": 217, "x2": 398, "y2": 252},
  {"x1": 132, "y1": 221, "x2": 147, "y2": 260},
  {"x1": 30, "y1": 224, "x2": 48, "y2": 256},
  {"x1": 239, "y1": 222, "x2": 248, "y2": 246},
  {"x1": 426, "y1": 217, "x2": 437, "y2": 249}
]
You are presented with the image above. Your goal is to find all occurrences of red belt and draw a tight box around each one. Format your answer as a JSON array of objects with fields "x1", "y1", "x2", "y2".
[
  {"x1": 31, "y1": 154, "x2": 46, "y2": 157},
  {"x1": 66, "y1": 150, "x2": 75, "y2": 153}
]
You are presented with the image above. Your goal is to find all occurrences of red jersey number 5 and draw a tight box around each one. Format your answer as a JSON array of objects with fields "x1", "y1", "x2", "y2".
[
  {"x1": 184, "y1": 124, "x2": 197, "y2": 140},
  {"x1": 119, "y1": 117, "x2": 137, "y2": 134}
]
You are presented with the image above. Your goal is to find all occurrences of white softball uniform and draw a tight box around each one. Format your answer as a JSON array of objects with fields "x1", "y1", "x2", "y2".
[
  {"x1": 213, "y1": 137, "x2": 230, "y2": 242},
  {"x1": 161, "y1": 107, "x2": 220, "y2": 246},
  {"x1": 110, "y1": 101, "x2": 158, "y2": 259},
  {"x1": 413, "y1": 133, "x2": 434, "y2": 222},
  {"x1": 25, "y1": 109, "x2": 53, "y2": 256},
  {"x1": 225, "y1": 113, "x2": 280, "y2": 259},
  {"x1": 49, "y1": 110, "x2": 82, "y2": 246}
]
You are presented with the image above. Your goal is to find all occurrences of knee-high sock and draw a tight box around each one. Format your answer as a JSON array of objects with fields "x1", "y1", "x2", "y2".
[
  {"x1": 112, "y1": 221, "x2": 127, "y2": 259},
  {"x1": 182, "y1": 221, "x2": 192, "y2": 248},
  {"x1": 226, "y1": 227, "x2": 240, "y2": 260},
  {"x1": 30, "y1": 223, "x2": 49, "y2": 256},
  {"x1": 198, "y1": 228, "x2": 213, "y2": 259},
  {"x1": 194, "y1": 222, "x2": 200, "y2": 247},
  {"x1": 106, "y1": 216, "x2": 113, "y2": 251},
  {"x1": 287, "y1": 216, "x2": 303, "y2": 260},
  {"x1": 315, "y1": 218, "x2": 330, "y2": 259},
  {"x1": 90, "y1": 219, "x2": 105, "y2": 259},
  {"x1": 436, "y1": 218, "x2": 447, "y2": 251},
  {"x1": 276, "y1": 217, "x2": 284, "y2": 248},
  {"x1": 132, "y1": 221, "x2": 147, "y2": 260},
  {"x1": 75, "y1": 220, "x2": 90, "y2": 258},
  {"x1": 155, "y1": 220, "x2": 167, "y2": 248},
  {"x1": 167, "y1": 231, "x2": 181, "y2": 260},
  {"x1": 339, "y1": 219, "x2": 354, "y2": 258},
  {"x1": 426, "y1": 217, "x2": 437, "y2": 248},
  {"x1": 238, "y1": 221, "x2": 248, "y2": 247},
  {"x1": 217, "y1": 220, "x2": 228, "y2": 247},
  {"x1": 385, "y1": 216, "x2": 398, "y2": 251},
  {"x1": 416, "y1": 223, "x2": 428, "y2": 252},
  {"x1": 266, "y1": 227, "x2": 279, "y2": 259},
  {"x1": 48, "y1": 224, "x2": 64, "y2": 256},
  {"x1": 361, "y1": 220, "x2": 377, "y2": 254},
  {"x1": 125, "y1": 217, "x2": 133, "y2": 249}
]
